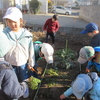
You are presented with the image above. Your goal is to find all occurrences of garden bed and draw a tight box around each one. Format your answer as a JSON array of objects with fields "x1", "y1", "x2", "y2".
[{"x1": 19, "y1": 31, "x2": 90, "y2": 100}]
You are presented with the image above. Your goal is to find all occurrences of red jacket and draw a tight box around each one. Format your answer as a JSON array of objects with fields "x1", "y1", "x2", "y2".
[{"x1": 43, "y1": 18, "x2": 59, "y2": 33}]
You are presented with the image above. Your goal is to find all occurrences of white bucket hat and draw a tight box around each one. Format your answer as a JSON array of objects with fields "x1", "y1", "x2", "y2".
[
  {"x1": 41, "y1": 43, "x2": 54, "y2": 64},
  {"x1": 72, "y1": 74, "x2": 93, "y2": 99},
  {"x1": 3, "y1": 7, "x2": 22, "y2": 22}
]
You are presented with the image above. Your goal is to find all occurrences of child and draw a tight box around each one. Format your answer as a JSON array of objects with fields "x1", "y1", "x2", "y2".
[
  {"x1": 43, "y1": 14, "x2": 60, "y2": 47},
  {"x1": 86, "y1": 46, "x2": 100, "y2": 73},
  {"x1": 33, "y1": 41, "x2": 54, "y2": 66},
  {"x1": 28, "y1": 41, "x2": 54, "y2": 78},
  {"x1": 60, "y1": 72, "x2": 100, "y2": 100},
  {"x1": 2, "y1": 7, "x2": 35, "y2": 82},
  {"x1": 80, "y1": 22, "x2": 100, "y2": 47}
]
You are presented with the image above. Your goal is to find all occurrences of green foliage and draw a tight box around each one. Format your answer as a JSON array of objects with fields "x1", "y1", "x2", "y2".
[
  {"x1": 45, "y1": 68, "x2": 58, "y2": 76},
  {"x1": 75, "y1": 1, "x2": 79, "y2": 6},
  {"x1": 48, "y1": 0, "x2": 53, "y2": 9},
  {"x1": 55, "y1": 48, "x2": 75, "y2": 59},
  {"x1": 28, "y1": 76, "x2": 41, "y2": 90},
  {"x1": 54, "y1": 48, "x2": 75, "y2": 69},
  {"x1": 44, "y1": 78, "x2": 56, "y2": 87},
  {"x1": 29, "y1": 0, "x2": 42, "y2": 14}
]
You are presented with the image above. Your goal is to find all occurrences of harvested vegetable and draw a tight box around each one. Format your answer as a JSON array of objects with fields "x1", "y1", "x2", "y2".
[{"x1": 28, "y1": 76, "x2": 41, "y2": 90}]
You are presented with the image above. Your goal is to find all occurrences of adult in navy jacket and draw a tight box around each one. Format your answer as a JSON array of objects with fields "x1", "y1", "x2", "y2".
[{"x1": 0, "y1": 58, "x2": 27, "y2": 100}]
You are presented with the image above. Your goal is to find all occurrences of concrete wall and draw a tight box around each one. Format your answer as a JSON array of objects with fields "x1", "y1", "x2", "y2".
[
  {"x1": 38, "y1": 0, "x2": 48, "y2": 14},
  {"x1": 79, "y1": 5, "x2": 100, "y2": 27}
]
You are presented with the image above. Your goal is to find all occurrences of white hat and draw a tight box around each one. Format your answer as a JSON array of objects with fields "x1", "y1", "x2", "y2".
[
  {"x1": 41, "y1": 43, "x2": 54, "y2": 64},
  {"x1": 72, "y1": 74, "x2": 93, "y2": 99},
  {"x1": 3, "y1": 7, "x2": 22, "y2": 22}
]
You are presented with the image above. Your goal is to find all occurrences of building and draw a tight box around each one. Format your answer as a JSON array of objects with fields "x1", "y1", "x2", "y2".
[
  {"x1": 92, "y1": 0, "x2": 100, "y2": 5},
  {"x1": 50, "y1": 0, "x2": 76, "y2": 7},
  {"x1": 77, "y1": 0, "x2": 91, "y2": 5},
  {"x1": 77, "y1": 0, "x2": 100, "y2": 5},
  {"x1": 38, "y1": 0, "x2": 48, "y2": 13}
]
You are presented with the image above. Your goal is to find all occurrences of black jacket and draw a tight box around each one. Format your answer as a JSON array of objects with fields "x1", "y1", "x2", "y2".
[
  {"x1": 0, "y1": 61, "x2": 27, "y2": 100},
  {"x1": 90, "y1": 33, "x2": 100, "y2": 47}
]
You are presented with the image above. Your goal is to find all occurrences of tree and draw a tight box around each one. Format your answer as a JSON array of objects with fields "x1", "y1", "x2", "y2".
[
  {"x1": 48, "y1": 0, "x2": 53, "y2": 9},
  {"x1": 75, "y1": 1, "x2": 79, "y2": 6},
  {"x1": 29, "y1": 0, "x2": 42, "y2": 14}
]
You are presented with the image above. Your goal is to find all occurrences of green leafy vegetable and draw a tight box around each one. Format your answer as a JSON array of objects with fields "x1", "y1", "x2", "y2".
[
  {"x1": 45, "y1": 68, "x2": 58, "y2": 76},
  {"x1": 28, "y1": 76, "x2": 41, "y2": 90}
]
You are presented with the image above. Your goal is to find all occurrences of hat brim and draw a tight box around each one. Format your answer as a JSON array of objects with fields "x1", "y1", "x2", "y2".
[
  {"x1": 44, "y1": 55, "x2": 53, "y2": 64},
  {"x1": 72, "y1": 74, "x2": 93, "y2": 99},
  {"x1": 3, "y1": 15, "x2": 20, "y2": 22},
  {"x1": 78, "y1": 56, "x2": 87, "y2": 64},
  {"x1": 72, "y1": 87, "x2": 84, "y2": 99},
  {"x1": 80, "y1": 30, "x2": 89, "y2": 34}
]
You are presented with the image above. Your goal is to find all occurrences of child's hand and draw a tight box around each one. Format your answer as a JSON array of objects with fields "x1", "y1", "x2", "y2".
[
  {"x1": 28, "y1": 65, "x2": 32, "y2": 70},
  {"x1": 24, "y1": 78, "x2": 29, "y2": 82},
  {"x1": 28, "y1": 65, "x2": 38, "y2": 73},
  {"x1": 60, "y1": 94, "x2": 66, "y2": 100},
  {"x1": 86, "y1": 68, "x2": 90, "y2": 72}
]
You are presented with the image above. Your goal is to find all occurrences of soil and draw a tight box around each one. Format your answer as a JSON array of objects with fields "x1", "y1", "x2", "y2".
[{"x1": 19, "y1": 31, "x2": 91, "y2": 100}]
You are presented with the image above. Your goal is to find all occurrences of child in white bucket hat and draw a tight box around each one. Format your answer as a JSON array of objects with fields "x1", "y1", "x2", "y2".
[
  {"x1": 34, "y1": 41, "x2": 54, "y2": 65},
  {"x1": 60, "y1": 72, "x2": 100, "y2": 100},
  {"x1": 28, "y1": 41, "x2": 54, "y2": 79},
  {"x1": 2, "y1": 7, "x2": 35, "y2": 82}
]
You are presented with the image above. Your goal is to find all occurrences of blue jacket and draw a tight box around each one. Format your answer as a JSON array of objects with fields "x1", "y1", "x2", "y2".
[
  {"x1": 3, "y1": 27, "x2": 35, "y2": 67},
  {"x1": 90, "y1": 33, "x2": 100, "y2": 47},
  {"x1": 0, "y1": 59, "x2": 27, "y2": 100},
  {"x1": 86, "y1": 60, "x2": 100, "y2": 72},
  {"x1": 89, "y1": 78, "x2": 100, "y2": 100}
]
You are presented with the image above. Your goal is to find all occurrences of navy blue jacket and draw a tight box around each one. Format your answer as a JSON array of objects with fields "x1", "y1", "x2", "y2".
[
  {"x1": 90, "y1": 33, "x2": 100, "y2": 47},
  {"x1": 0, "y1": 63, "x2": 27, "y2": 100}
]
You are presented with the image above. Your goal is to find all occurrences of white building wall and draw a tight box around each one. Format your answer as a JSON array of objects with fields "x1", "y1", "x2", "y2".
[
  {"x1": 0, "y1": 0, "x2": 3, "y2": 9},
  {"x1": 16, "y1": 0, "x2": 22, "y2": 9},
  {"x1": 79, "y1": 5, "x2": 100, "y2": 27},
  {"x1": 38, "y1": 0, "x2": 48, "y2": 14},
  {"x1": 98, "y1": 0, "x2": 100, "y2": 5},
  {"x1": 15, "y1": 0, "x2": 29, "y2": 10}
]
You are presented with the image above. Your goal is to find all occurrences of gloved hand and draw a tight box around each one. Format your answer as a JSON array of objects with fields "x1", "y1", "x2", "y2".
[
  {"x1": 20, "y1": 81, "x2": 29, "y2": 98},
  {"x1": 23, "y1": 82, "x2": 29, "y2": 98}
]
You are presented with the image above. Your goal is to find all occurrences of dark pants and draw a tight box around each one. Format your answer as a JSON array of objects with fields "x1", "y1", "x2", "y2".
[
  {"x1": 46, "y1": 32, "x2": 55, "y2": 44},
  {"x1": 12, "y1": 63, "x2": 29, "y2": 82}
]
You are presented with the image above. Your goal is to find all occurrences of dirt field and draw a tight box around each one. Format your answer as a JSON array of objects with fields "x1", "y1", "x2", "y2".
[{"x1": 19, "y1": 31, "x2": 90, "y2": 100}]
